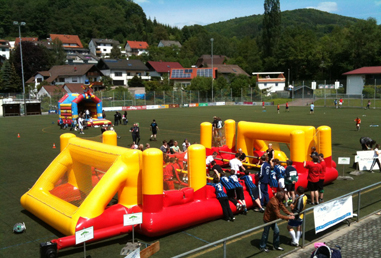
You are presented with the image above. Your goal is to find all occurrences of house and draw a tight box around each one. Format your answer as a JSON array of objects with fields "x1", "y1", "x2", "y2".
[
  {"x1": 89, "y1": 38, "x2": 120, "y2": 58},
  {"x1": 343, "y1": 66, "x2": 381, "y2": 94},
  {"x1": 158, "y1": 40, "x2": 182, "y2": 48},
  {"x1": 124, "y1": 41, "x2": 149, "y2": 57},
  {"x1": 48, "y1": 34, "x2": 89, "y2": 55},
  {"x1": 26, "y1": 64, "x2": 104, "y2": 90},
  {"x1": 14, "y1": 37, "x2": 39, "y2": 46},
  {"x1": 196, "y1": 55, "x2": 228, "y2": 68},
  {"x1": 36, "y1": 85, "x2": 66, "y2": 99},
  {"x1": 0, "y1": 40, "x2": 10, "y2": 59},
  {"x1": 252, "y1": 72, "x2": 286, "y2": 93},
  {"x1": 212, "y1": 64, "x2": 249, "y2": 82},
  {"x1": 146, "y1": 61, "x2": 183, "y2": 78},
  {"x1": 66, "y1": 52, "x2": 100, "y2": 65},
  {"x1": 97, "y1": 59, "x2": 150, "y2": 86},
  {"x1": 170, "y1": 67, "x2": 217, "y2": 89}
]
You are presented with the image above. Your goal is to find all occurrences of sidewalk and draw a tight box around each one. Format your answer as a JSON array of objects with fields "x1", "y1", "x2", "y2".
[{"x1": 281, "y1": 211, "x2": 381, "y2": 258}]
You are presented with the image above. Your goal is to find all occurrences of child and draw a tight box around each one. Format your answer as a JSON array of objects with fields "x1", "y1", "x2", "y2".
[
  {"x1": 287, "y1": 186, "x2": 307, "y2": 246},
  {"x1": 284, "y1": 160, "x2": 298, "y2": 203},
  {"x1": 240, "y1": 171, "x2": 265, "y2": 212},
  {"x1": 354, "y1": 117, "x2": 361, "y2": 131},
  {"x1": 207, "y1": 175, "x2": 235, "y2": 222},
  {"x1": 219, "y1": 172, "x2": 239, "y2": 210},
  {"x1": 273, "y1": 159, "x2": 286, "y2": 196},
  {"x1": 229, "y1": 173, "x2": 248, "y2": 214}
]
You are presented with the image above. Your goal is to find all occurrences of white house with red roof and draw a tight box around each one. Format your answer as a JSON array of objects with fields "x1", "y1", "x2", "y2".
[
  {"x1": 342, "y1": 66, "x2": 381, "y2": 94},
  {"x1": 124, "y1": 41, "x2": 149, "y2": 56},
  {"x1": 0, "y1": 40, "x2": 10, "y2": 59}
]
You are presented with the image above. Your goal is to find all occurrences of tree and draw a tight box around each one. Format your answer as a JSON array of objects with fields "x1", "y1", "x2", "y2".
[
  {"x1": 110, "y1": 45, "x2": 123, "y2": 59},
  {"x1": 262, "y1": 0, "x2": 281, "y2": 57},
  {"x1": 0, "y1": 59, "x2": 21, "y2": 92},
  {"x1": 128, "y1": 75, "x2": 144, "y2": 87},
  {"x1": 11, "y1": 41, "x2": 51, "y2": 83},
  {"x1": 50, "y1": 38, "x2": 66, "y2": 65}
]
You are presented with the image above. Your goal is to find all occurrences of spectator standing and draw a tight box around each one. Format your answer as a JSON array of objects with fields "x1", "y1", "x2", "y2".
[
  {"x1": 266, "y1": 143, "x2": 275, "y2": 167},
  {"x1": 150, "y1": 119, "x2": 159, "y2": 141},
  {"x1": 287, "y1": 186, "x2": 307, "y2": 247},
  {"x1": 259, "y1": 191, "x2": 295, "y2": 252},
  {"x1": 369, "y1": 144, "x2": 381, "y2": 173},
  {"x1": 114, "y1": 111, "x2": 119, "y2": 126},
  {"x1": 102, "y1": 110, "x2": 106, "y2": 119},
  {"x1": 334, "y1": 99, "x2": 338, "y2": 109},
  {"x1": 123, "y1": 111, "x2": 128, "y2": 125},
  {"x1": 318, "y1": 154, "x2": 326, "y2": 202},
  {"x1": 310, "y1": 102, "x2": 314, "y2": 114},
  {"x1": 78, "y1": 114, "x2": 85, "y2": 135},
  {"x1": 304, "y1": 156, "x2": 321, "y2": 205},
  {"x1": 339, "y1": 98, "x2": 343, "y2": 108},
  {"x1": 212, "y1": 116, "x2": 219, "y2": 136},
  {"x1": 258, "y1": 155, "x2": 271, "y2": 207}
]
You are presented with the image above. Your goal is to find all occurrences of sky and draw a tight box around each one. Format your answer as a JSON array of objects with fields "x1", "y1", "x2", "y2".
[{"x1": 134, "y1": 0, "x2": 381, "y2": 28}]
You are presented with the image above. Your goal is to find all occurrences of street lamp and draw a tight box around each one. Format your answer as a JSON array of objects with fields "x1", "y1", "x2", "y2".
[
  {"x1": 13, "y1": 21, "x2": 26, "y2": 115},
  {"x1": 210, "y1": 38, "x2": 214, "y2": 102}
]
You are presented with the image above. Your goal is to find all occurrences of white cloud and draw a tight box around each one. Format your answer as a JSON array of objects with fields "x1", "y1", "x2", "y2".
[{"x1": 307, "y1": 2, "x2": 338, "y2": 12}]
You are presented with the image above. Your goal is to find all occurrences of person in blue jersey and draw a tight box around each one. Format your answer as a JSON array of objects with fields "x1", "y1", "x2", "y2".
[
  {"x1": 207, "y1": 175, "x2": 235, "y2": 222},
  {"x1": 287, "y1": 186, "x2": 307, "y2": 246},
  {"x1": 258, "y1": 155, "x2": 271, "y2": 207},
  {"x1": 240, "y1": 171, "x2": 265, "y2": 212},
  {"x1": 273, "y1": 159, "x2": 286, "y2": 193},
  {"x1": 284, "y1": 160, "x2": 298, "y2": 204},
  {"x1": 229, "y1": 173, "x2": 247, "y2": 214},
  {"x1": 219, "y1": 171, "x2": 239, "y2": 210}
]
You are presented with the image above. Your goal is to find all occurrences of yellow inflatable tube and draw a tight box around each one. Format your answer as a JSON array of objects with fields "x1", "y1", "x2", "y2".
[{"x1": 20, "y1": 135, "x2": 142, "y2": 236}]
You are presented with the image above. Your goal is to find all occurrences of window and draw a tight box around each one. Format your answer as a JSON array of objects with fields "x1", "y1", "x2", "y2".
[
  {"x1": 37, "y1": 78, "x2": 42, "y2": 83},
  {"x1": 114, "y1": 72, "x2": 122, "y2": 77},
  {"x1": 72, "y1": 77, "x2": 78, "y2": 83}
]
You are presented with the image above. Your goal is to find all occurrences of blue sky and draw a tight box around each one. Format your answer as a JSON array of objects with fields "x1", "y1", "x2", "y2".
[{"x1": 134, "y1": 0, "x2": 381, "y2": 28}]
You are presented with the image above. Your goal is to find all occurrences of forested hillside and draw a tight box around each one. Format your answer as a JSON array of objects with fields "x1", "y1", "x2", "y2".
[{"x1": 1, "y1": 0, "x2": 381, "y2": 94}]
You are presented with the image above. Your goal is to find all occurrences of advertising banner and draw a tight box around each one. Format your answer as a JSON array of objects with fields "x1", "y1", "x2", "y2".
[
  {"x1": 168, "y1": 104, "x2": 179, "y2": 108},
  {"x1": 199, "y1": 103, "x2": 208, "y2": 107},
  {"x1": 125, "y1": 106, "x2": 147, "y2": 111},
  {"x1": 208, "y1": 102, "x2": 216, "y2": 106},
  {"x1": 159, "y1": 105, "x2": 168, "y2": 109},
  {"x1": 314, "y1": 195, "x2": 353, "y2": 234},
  {"x1": 356, "y1": 150, "x2": 376, "y2": 171},
  {"x1": 216, "y1": 102, "x2": 225, "y2": 106},
  {"x1": 104, "y1": 107, "x2": 123, "y2": 111},
  {"x1": 243, "y1": 102, "x2": 253, "y2": 105},
  {"x1": 189, "y1": 103, "x2": 198, "y2": 107},
  {"x1": 183, "y1": 104, "x2": 189, "y2": 107},
  {"x1": 225, "y1": 102, "x2": 235, "y2": 106},
  {"x1": 146, "y1": 105, "x2": 159, "y2": 110}
]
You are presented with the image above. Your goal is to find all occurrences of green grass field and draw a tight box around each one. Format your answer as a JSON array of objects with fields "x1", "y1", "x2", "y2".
[{"x1": 0, "y1": 104, "x2": 380, "y2": 258}]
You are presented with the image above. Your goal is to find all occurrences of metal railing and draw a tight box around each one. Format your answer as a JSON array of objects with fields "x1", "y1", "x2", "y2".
[{"x1": 172, "y1": 181, "x2": 381, "y2": 258}]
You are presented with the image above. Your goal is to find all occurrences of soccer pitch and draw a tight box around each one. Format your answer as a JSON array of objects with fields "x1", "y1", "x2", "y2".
[{"x1": 0, "y1": 105, "x2": 380, "y2": 258}]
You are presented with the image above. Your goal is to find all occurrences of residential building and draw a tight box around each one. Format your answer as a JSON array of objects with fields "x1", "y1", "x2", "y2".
[
  {"x1": 14, "y1": 37, "x2": 39, "y2": 46},
  {"x1": 343, "y1": 66, "x2": 381, "y2": 94},
  {"x1": 146, "y1": 61, "x2": 183, "y2": 78},
  {"x1": 89, "y1": 38, "x2": 120, "y2": 58},
  {"x1": 252, "y1": 72, "x2": 286, "y2": 93},
  {"x1": 212, "y1": 64, "x2": 249, "y2": 82},
  {"x1": 66, "y1": 52, "x2": 100, "y2": 65},
  {"x1": 170, "y1": 67, "x2": 217, "y2": 89},
  {"x1": 124, "y1": 41, "x2": 149, "y2": 56},
  {"x1": 158, "y1": 40, "x2": 182, "y2": 48},
  {"x1": 49, "y1": 34, "x2": 89, "y2": 55},
  {"x1": 26, "y1": 64, "x2": 103, "y2": 90},
  {"x1": 37, "y1": 83, "x2": 88, "y2": 99},
  {"x1": 97, "y1": 59, "x2": 150, "y2": 86},
  {"x1": 0, "y1": 40, "x2": 10, "y2": 59},
  {"x1": 196, "y1": 55, "x2": 228, "y2": 68}
]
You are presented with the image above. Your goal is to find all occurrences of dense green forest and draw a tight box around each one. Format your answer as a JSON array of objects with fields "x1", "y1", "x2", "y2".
[{"x1": 1, "y1": 0, "x2": 381, "y2": 94}]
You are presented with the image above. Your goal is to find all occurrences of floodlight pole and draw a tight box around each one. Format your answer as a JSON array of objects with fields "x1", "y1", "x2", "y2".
[
  {"x1": 14, "y1": 21, "x2": 26, "y2": 116},
  {"x1": 211, "y1": 38, "x2": 214, "y2": 103},
  {"x1": 374, "y1": 79, "x2": 376, "y2": 109}
]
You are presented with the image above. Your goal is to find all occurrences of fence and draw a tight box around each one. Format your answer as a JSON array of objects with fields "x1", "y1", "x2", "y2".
[{"x1": 172, "y1": 181, "x2": 381, "y2": 258}]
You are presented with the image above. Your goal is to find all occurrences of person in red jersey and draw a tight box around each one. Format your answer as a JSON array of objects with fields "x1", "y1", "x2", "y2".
[
  {"x1": 318, "y1": 154, "x2": 326, "y2": 203},
  {"x1": 304, "y1": 155, "x2": 321, "y2": 205}
]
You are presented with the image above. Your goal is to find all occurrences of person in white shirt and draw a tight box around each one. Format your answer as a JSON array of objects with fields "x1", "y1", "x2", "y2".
[
  {"x1": 369, "y1": 144, "x2": 381, "y2": 173},
  {"x1": 206, "y1": 152, "x2": 218, "y2": 170},
  {"x1": 229, "y1": 153, "x2": 246, "y2": 176}
]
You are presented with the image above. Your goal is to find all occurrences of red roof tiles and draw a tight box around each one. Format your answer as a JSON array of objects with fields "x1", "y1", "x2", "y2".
[
  {"x1": 50, "y1": 34, "x2": 83, "y2": 48},
  {"x1": 343, "y1": 66, "x2": 381, "y2": 75}
]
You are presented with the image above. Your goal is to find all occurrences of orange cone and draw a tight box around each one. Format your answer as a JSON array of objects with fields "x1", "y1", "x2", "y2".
[
  {"x1": 52, "y1": 143, "x2": 56, "y2": 149},
  {"x1": 18, "y1": 133, "x2": 20, "y2": 138}
]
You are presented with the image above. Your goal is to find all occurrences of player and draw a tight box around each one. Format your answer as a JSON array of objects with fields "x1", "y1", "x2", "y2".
[
  {"x1": 287, "y1": 186, "x2": 307, "y2": 246},
  {"x1": 228, "y1": 173, "x2": 247, "y2": 214},
  {"x1": 229, "y1": 153, "x2": 246, "y2": 176},
  {"x1": 310, "y1": 102, "x2": 314, "y2": 114},
  {"x1": 354, "y1": 117, "x2": 361, "y2": 131},
  {"x1": 285, "y1": 102, "x2": 289, "y2": 112},
  {"x1": 206, "y1": 152, "x2": 218, "y2": 171},
  {"x1": 277, "y1": 104, "x2": 280, "y2": 114},
  {"x1": 240, "y1": 171, "x2": 265, "y2": 212},
  {"x1": 150, "y1": 119, "x2": 159, "y2": 141},
  {"x1": 273, "y1": 159, "x2": 286, "y2": 197},
  {"x1": 207, "y1": 175, "x2": 235, "y2": 222},
  {"x1": 284, "y1": 160, "x2": 298, "y2": 204},
  {"x1": 318, "y1": 154, "x2": 326, "y2": 203}
]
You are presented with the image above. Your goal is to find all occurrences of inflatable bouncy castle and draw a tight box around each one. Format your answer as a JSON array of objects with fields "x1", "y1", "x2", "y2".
[
  {"x1": 57, "y1": 81, "x2": 111, "y2": 127},
  {"x1": 21, "y1": 120, "x2": 338, "y2": 256}
]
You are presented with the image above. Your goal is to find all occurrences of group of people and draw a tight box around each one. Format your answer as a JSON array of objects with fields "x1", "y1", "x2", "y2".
[
  {"x1": 160, "y1": 139, "x2": 192, "y2": 154},
  {"x1": 114, "y1": 111, "x2": 128, "y2": 126},
  {"x1": 359, "y1": 137, "x2": 381, "y2": 172}
]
